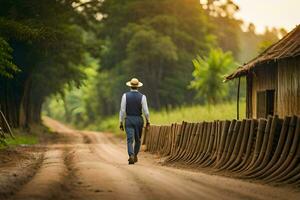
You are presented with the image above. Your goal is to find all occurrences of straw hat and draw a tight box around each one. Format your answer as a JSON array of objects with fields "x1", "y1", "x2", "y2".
[{"x1": 126, "y1": 78, "x2": 143, "y2": 87}]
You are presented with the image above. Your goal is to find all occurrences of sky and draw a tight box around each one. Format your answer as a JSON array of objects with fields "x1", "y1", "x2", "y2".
[{"x1": 234, "y1": 0, "x2": 299, "y2": 33}]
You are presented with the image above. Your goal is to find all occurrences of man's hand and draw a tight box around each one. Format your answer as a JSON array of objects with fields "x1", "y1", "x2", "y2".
[
  {"x1": 119, "y1": 122, "x2": 124, "y2": 131},
  {"x1": 146, "y1": 121, "x2": 150, "y2": 130}
]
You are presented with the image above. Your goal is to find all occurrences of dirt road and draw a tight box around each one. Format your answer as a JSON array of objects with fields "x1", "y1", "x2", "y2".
[{"x1": 1, "y1": 118, "x2": 300, "y2": 200}]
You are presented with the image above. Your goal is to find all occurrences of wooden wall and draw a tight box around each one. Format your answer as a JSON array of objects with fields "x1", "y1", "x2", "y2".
[
  {"x1": 250, "y1": 62, "x2": 278, "y2": 118},
  {"x1": 247, "y1": 57, "x2": 300, "y2": 118},
  {"x1": 277, "y1": 57, "x2": 300, "y2": 117}
]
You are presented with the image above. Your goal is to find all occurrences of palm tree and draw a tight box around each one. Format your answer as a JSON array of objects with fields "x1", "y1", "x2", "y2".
[{"x1": 189, "y1": 48, "x2": 236, "y2": 105}]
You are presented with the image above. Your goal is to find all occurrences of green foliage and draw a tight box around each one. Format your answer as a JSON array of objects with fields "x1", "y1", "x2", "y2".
[
  {"x1": 122, "y1": 24, "x2": 179, "y2": 108},
  {"x1": 92, "y1": 0, "x2": 250, "y2": 115},
  {"x1": 0, "y1": 124, "x2": 54, "y2": 148},
  {"x1": 0, "y1": 133, "x2": 38, "y2": 149},
  {"x1": 199, "y1": 0, "x2": 241, "y2": 57},
  {"x1": 6, "y1": 0, "x2": 286, "y2": 132},
  {"x1": 212, "y1": 17, "x2": 241, "y2": 57},
  {"x1": 43, "y1": 98, "x2": 66, "y2": 123},
  {"x1": 98, "y1": 0, "x2": 215, "y2": 111},
  {"x1": 45, "y1": 0, "x2": 267, "y2": 128},
  {"x1": 3, "y1": 134, "x2": 37, "y2": 147},
  {"x1": 91, "y1": 101, "x2": 246, "y2": 135},
  {"x1": 0, "y1": 0, "x2": 103, "y2": 127},
  {"x1": 189, "y1": 48, "x2": 236, "y2": 104},
  {"x1": 0, "y1": 37, "x2": 19, "y2": 78},
  {"x1": 39, "y1": 0, "x2": 289, "y2": 137},
  {"x1": 257, "y1": 28, "x2": 283, "y2": 54},
  {"x1": 150, "y1": 101, "x2": 246, "y2": 124},
  {"x1": 44, "y1": 57, "x2": 99, "y2": 126},
  {"x1": 237, "y1": 24, "x2": 283, "y2": 63}
]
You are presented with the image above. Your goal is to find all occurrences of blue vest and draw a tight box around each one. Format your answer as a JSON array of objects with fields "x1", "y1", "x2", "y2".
[{"x1": 126, "y1": 91, "x2": 143, "y2": 116}]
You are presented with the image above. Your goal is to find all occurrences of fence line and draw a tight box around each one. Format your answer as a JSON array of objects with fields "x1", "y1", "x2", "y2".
[
  {"x1": 0, "y1": 110, "x2": 14, "y2": 140},
  {"x1": 143, "y1": 116, "x2": 300, "y2": 186}
]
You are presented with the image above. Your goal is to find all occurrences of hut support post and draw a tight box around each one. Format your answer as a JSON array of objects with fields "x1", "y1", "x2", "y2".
[{"x1": 237, "y1": 77, "x2": 241, "y2": 120}]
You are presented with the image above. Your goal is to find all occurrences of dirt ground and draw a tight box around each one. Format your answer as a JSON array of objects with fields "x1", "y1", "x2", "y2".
[{"x1": 0, "y1": 117, "x2": 300, "y2": 200}]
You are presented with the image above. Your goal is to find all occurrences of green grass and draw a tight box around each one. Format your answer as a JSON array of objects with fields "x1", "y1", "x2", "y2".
[
  {"x1": 0, "y1": 134, "x2": 38, "y2": 149},
  {"x1": 0, "y1": 124, "x2": 52, "y2": 149},
  {"x1": 5, "y1": 135, "x2": 37, "y2": 146},
  {"x1": 150, "y1": 101, "x2": 246, "y2": 125},
  {"x1": 87, "y1": 117, "x2": 125, "y2": 137},
  {"x1": 90, "y1": 101, "x2": 245, "y2": 135}
]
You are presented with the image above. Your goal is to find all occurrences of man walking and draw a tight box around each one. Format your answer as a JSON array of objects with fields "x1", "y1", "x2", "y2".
[{"x1": 119, "y1": 78, "x2": 150, "y2": 164}]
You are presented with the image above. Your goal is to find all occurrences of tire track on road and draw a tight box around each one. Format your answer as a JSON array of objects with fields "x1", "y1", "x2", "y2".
[
  {"x1": 0, "y1": 150, "x2": 44, "y2": 200},
  {"x1": 83, "y1": 131, "x2": 216, "y2": 200},
  {"x1": 64, "y1": 132, "x2": 148, "y2": 200},
  {"x1": 11, "y1": 146, "x2": 66, "y2": 200}
]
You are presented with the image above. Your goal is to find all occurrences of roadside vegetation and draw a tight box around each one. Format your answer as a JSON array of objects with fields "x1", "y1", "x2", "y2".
[
  {"x1": 0, "y1": 125, "x2": 53, "y2": 149},
  {"x1": 0, "y1": 134, "x2": 38, "y2": 149},
  {"x1": 42, "y1": 1, "x2": 283, "y2": 134},
  {"x1": 83, "y1": 101, "x2": 246, "y2": 136},
  {"x1": 0, "y1": 1, "x2": 285, "y2": 138}
]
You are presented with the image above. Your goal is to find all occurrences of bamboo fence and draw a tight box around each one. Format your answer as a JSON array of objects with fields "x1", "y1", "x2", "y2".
[{"x1": 143, "y1": 116, "x2": 300, "y2": 185}]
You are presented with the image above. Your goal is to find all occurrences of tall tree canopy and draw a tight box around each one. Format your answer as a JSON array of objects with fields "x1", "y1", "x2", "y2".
[
  {"x1": 0, "y1": 0, "x2": 102, "y2": 127},
  {"x1": 0, "y1": 0, "x2": 284, "y2": 128},
  {"x1": 97, "y1": 0, "x2": 215, "y2": 112}
]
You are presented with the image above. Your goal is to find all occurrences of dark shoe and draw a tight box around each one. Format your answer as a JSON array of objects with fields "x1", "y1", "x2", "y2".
[
  {"x1": 134, "y1": 155, "x2": 138, "y2": 163},
  {"x1": 128, "y1": 156, "x2": 135, "y2": 165}
]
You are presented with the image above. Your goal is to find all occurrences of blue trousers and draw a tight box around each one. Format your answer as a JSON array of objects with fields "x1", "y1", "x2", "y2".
[{"x1": 125, "y1": 116, "x2": 144, "y2": 156}]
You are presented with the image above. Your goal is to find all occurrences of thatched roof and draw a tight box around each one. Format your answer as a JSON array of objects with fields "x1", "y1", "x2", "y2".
[{"x1": 226, "y1": 25, "x2": 300, "y2": 80}]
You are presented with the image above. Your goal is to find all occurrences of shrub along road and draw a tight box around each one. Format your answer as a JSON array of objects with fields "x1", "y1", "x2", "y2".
[{"x1": 0, "y1": 117, "x2": 299, "y2": 200}]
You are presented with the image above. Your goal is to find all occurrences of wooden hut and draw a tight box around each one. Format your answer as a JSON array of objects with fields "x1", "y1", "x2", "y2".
[{"x1": 226, "y1": 25, "x2": 300, "y2": 118}]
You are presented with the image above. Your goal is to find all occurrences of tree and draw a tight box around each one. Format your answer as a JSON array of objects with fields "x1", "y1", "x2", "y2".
[
  {"x1": 189, "y1": 48, "x2": 236, "y2": 105},
  {"x1": 123, "y1": 25, "x2": 178, "y2": 108},
  {"x1": 257, "y1": 27, "x2": 284, "y2": 53},
  {"x1": 200, "y1": 0, "x2": 242, "y2": 57},
  {"x1": 0, "y1": 37, "x2": 18, "y2": 78},
  {"x1": 98, "y1": 0, "x2": 213, "y2": 112},
  {"x1": 0, "y1": 0, "x2": 102, "y2": 128}
]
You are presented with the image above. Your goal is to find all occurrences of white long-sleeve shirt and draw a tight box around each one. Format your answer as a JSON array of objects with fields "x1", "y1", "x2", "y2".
[{"x1": 119, "y1": 90, "x2": 150, "y2": 123}]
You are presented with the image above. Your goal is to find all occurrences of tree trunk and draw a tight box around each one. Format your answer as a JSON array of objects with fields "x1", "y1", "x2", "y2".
[
  {"x1": 1, "y1": 79, "x2": 20, "y2": 128},
  {"x1": 19, "y1": 77, "x2": 32, "y2": 128}
]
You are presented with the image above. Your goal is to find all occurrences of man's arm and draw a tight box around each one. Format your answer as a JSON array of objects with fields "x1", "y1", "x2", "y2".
[
  {"x1": 142, "y1": 95, "x2": 150, "y2": 124},
  {"x1": 119, "y1": 94, "x2": 126, "y2": 130}
]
